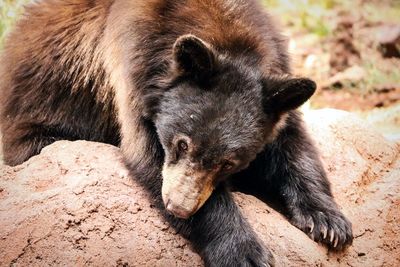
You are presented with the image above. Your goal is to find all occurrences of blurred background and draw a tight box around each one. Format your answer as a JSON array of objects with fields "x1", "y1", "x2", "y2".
[{"x1": 1, "y1": 0, "x2": 399, "y2": 140}]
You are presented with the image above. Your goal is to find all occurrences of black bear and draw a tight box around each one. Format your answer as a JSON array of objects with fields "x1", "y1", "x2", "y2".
[{"x1": 0, "y1": 0, "x2": 353, "y2": 266}]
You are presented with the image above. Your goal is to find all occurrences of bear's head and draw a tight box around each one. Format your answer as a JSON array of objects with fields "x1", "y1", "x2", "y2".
[{"x1": 152, "y1": 35, "x2": 316, "y2": 219}]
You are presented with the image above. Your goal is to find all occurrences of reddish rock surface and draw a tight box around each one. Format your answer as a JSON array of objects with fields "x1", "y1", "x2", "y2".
[{"x1": 0, "y1": 109, "x2": 399, "y2": 267}]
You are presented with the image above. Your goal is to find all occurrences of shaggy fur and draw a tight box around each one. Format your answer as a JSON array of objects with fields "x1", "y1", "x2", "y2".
[{"x1": 0, "y1": 0, "x2": 353, "y2": 266}]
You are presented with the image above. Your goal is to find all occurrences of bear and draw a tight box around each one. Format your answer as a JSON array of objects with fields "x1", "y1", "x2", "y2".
[{"x1": 0, "y1": 0, "x2": 353, "y2": 266}]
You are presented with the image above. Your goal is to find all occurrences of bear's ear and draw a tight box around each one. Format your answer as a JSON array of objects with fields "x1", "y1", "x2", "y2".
[
  {"x1": 262, "y1": 77, "x2": 316, "y2": 114},
  {"x1": 172, "y1": 34, "x2": 216, "y2": 81}
]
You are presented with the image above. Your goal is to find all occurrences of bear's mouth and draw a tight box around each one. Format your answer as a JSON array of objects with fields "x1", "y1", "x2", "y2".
[{"x1": 161, "y1": 163, "x2": 216, "y2": 219}]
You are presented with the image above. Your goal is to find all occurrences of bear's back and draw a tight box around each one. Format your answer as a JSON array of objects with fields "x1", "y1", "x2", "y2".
[
  {"x1": 123, "y1": 0, "x2": 290, "y2": 81},
  {"x1": 1, "y1": 0, "x2": 289, "y2": 110},
  {"x1": 0, "y1": 0, "x2": 289, "y2": 165}
]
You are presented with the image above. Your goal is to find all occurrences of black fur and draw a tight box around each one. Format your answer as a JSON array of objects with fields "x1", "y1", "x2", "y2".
[{"x1": 231, "y1": 112, "x2": 353, "y2": 252}]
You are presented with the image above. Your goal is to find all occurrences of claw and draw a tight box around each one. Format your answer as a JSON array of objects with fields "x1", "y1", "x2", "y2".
[
  {"x1": 308, "y1": 219, "x2": 314, "y2": 233},
  {"x1": 334, "y1": 235, "x2": 339, "y2": 248},
  {"x1": 322, "y1": 227, "x2": 328, "y2": 239},
  {"x1": 329, "y1": 229, "x2": 335, "y2": 243}
]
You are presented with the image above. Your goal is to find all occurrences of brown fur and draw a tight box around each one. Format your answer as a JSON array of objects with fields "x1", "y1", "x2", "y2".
[{"x1": 0, "y1": 0, "x2": 288, "y2": 167}]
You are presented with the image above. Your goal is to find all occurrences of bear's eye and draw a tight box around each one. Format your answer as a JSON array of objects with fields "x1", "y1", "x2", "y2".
[
  {"x1": 221, "y1": 160, "x2": 234, "y2": 171},
  {"x1": 177, "y1": 140, "x2": 188, "y2": 153}
]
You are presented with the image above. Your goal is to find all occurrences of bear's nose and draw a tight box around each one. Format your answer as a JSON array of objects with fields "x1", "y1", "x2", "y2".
[{"x1": 164, "y1": 198, "x2": 193, "y2": 219}]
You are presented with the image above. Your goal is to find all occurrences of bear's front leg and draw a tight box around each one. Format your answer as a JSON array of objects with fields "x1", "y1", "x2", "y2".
[
  {"x1": 233, "y1": 111, "x2": 353, "y2": 251},
  {"x1": 184, "y1": 185, "x2": 275, "y2": 267},
  {"x1": 267, "y1": 112, "x2": 353, "y2": 250}
]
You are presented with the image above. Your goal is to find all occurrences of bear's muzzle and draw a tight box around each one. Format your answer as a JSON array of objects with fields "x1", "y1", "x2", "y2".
[{"x1": 161, "y1": 163, "x2": 216, "y2": 219}]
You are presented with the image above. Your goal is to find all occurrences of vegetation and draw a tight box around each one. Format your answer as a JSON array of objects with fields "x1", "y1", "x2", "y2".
[
  {"x1": 264, "y1": 0, "x2": 400, "y2": 35},
  {"x1": 263, "y1": 0, "x2": 337, "y2": 37},
  {"x1": 0, "y1": 0, "x2": 30, "y2": 48}
]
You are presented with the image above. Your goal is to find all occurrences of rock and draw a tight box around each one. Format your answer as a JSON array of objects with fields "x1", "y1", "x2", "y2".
[
  {"x1": 0, "y1": 109, "x2": 399, "y2": 266},
  {"x1": 359, "y1": 105, "x2": 400, "y2": 142},
  {"x1": 0, "y1": 143, "x2": 202, "y2": 267},
  {"x1": 324, "y1": 65, "x2": 366, "y2": 88},
  {"x1": 376, "y1": 24, "x2": 400, "y2": 58}
]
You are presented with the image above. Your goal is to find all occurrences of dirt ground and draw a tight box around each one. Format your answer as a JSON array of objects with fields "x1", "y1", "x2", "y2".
[
  {"x1": 0, "y1": 109, "x2": 399, "y2": 267},
  {"x1": 279, "y1": 0, "x2": 400, "y2": 139}
]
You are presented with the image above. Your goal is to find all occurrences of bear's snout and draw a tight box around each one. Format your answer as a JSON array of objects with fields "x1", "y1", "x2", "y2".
[
  {"x1": 161, "y1": 163, "x2": 216, "y2": 219},
  {"x1": 164, "y1": 198, "x2": 196, "y2": 219}
]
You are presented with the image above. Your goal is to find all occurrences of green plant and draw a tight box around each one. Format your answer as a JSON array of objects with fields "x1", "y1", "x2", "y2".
[
  {"x1": 0, "y1": 0, "x2": 30, "y2": 48},
  {"x1": 262, "y1": 0, "x2": 336, "y2": 37}
]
